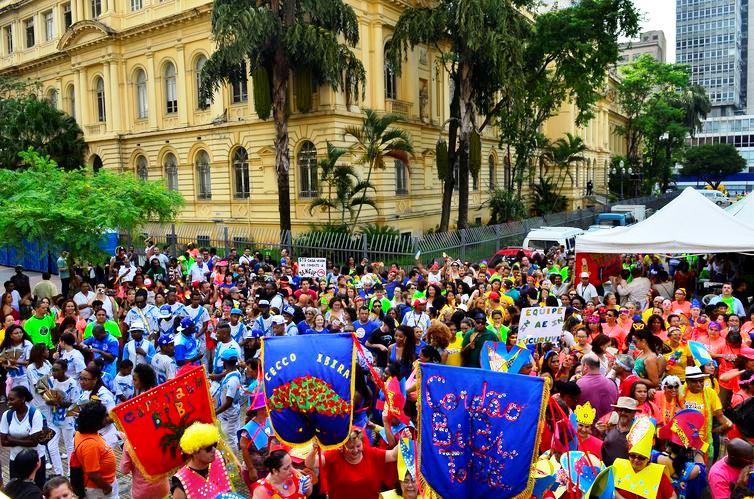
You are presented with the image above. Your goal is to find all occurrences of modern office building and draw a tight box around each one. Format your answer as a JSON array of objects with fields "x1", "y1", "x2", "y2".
[
  {"x1": 676, "y1": 0, "x2": 746, "y2": 116},
  {"x1": 618, "y1": 30, "x2": 667, "y2": 65}
]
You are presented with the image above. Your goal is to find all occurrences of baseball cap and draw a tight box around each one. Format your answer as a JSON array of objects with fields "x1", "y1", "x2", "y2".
[
  {"x1": 271, "y1": 315, "x2": 286, "y2": 326},
  {"x1": 230, "y1": 308, "x2": 243, "y2": 316},
  {"x1": 489, "y1": 292, "x2": 501, "y2": 301},
  {"x1": 159, "y1": 305, "x2": 172, "y2": 319},
  {"x1": 219, "y1": 347, "x2": 239, "y2": 361},
  {"x1": 158, "y1": 334, "x2": 175, "y2": 347},
  {"x1": 282, "y1": 305, "x2": 295, "y2": 316},
  {"x1": 128, "y1": 320, "x2": 146, "y2": 332},
  {"x1": 177, "y1": 317, "x2": 194, "y2": 332},
  {"x1": 580, "y1": 272, "x2": 590, "y2": 278},
  {"x1": 258, "y1": 300, "x2": 270, "y2": 307}
]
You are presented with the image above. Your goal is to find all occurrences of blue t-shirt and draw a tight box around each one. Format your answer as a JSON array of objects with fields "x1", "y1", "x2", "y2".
[
  {"x1": 174, "y1": 332, "x2": 201, "y2": 365},
  {"x1": 83, "y1": 334, "x2": 119, "y2": 378},
  {"x1": 353, "y1": 319, "x2": 381, "y2": 345}
]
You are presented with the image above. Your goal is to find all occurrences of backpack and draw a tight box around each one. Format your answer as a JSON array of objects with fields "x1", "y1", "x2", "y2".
[{"x1": 5, "y1": 406, "x2": 54, "y2": 445}]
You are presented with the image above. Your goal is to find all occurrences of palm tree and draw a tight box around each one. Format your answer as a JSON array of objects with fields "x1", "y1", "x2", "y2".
[
  {"x1": 308, "y1": 142, "x2": 378, "y2": 226},
  {"x1": 675, "y1": 84, "x2": 711, "y2": 138},
  {"x1": 545, "y1": 133, "x2": 587, "y2": 194},
  {"x1": 530, "y1": 177, "x2": 568, "y2": 215},
  {"x1": 200, "y1": 0, "x2": 365, "y2": 235},
  {"x1": 344, "y1": 109, "x2": 413, "y2": 233}
]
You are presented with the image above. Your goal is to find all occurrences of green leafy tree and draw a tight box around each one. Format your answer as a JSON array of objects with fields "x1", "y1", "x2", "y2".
[
  {"x1": 490, "y1": 0, "x2": 640, "y2": 199},
  {"x1": 389, "y1": 0, "x2": 532, "y2": 230},
  {"x1": 308, "y1": 142, "x2": 378, "y2": 225},
  {"x1": 0, "y1": 149, "x2": 184, "y2": 263},
  {"x1": 344, "y1": 109, "x2": 413, "y2": 233},
  {"x1": 200, "y1": 0, "x2": 366, "y2": 235},
  {"x1": 530, "y1": 176, "x2": 568, "y2": 215},
  {"x1": 682, "y1": 144, "x2": 745, "y2": 189},
  {"x1": 541, "y1": 133, "x2": 587, "y2": 193},
  {"x1": 0, "y1": 95, "x2": 86, "y2": 171},
  {"x1": 485, "y1": 188, "x2": 526, "y2": 224}
]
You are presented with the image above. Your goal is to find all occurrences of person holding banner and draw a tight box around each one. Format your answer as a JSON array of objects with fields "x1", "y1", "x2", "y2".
[{"x1": 171, "y1": 422, "x2": 232, "y2": 499}]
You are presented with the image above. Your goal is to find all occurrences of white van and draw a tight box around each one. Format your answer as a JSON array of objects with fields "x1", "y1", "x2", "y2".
[
  {"x1": 697, "y1": 189, "x2": 731, "y2": 207},
  {"x1": 523, "y1": 226, "x2": 585, "y2": 254}
]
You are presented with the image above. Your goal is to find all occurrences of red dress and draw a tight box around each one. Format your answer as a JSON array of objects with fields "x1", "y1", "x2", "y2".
[{"x1": 321, "y1": 446, "x2": 395, "y2": 499}]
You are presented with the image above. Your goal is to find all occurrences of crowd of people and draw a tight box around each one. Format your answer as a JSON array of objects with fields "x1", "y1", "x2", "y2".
[{"x1": 0, "y1": 242, "x2": 753, "y2": 498}]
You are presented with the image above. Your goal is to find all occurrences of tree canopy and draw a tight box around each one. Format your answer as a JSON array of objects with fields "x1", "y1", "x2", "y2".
[
  {"x1": 0, "y1": 93, "x2": 86, "y2": 171},
  {"x1": 0, "y1": 149, "x2": 184, "y2": 263},
  {"x1": 681, "y1": 143, "x2": 746, "y2": 189}
]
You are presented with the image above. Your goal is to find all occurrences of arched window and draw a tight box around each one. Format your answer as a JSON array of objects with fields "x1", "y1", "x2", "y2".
[
  {"x1": 135, "y1": 69, "x2": 148, "y2": 119},
  {"x1": 488, "y1": 155, "x2": 496, "y2": 190},
  {"x1": 47, "y1": 89, "x2": 58, "y2": 109},
  {"x1": 165, "y1": 62, "x2": 177, "y2": 114},
  {"x1": 395, "y1": 159, "x2": 408, "y2": 195},
  {"x1": 136, "y1": 155, "x2": 148, "y2": 180},
  {"x1": 95, "y1": 76, "x2": 106, "y2": 122},
  {"x1": 231, "y1": 62, "x2": 248, "y2": 104},
  {"x1": 297, "y1": 141, "x2": 318, "y2": 198},
  {"x1": 195, "y1": 150, "x2": 212, "y2": 200},
  {"x1": 66, "y1": 85, "x2": 75, "y2": 119},
  {"x1": 195, "y1": 55, "x2": 209, "y2": 110},
  {"x1": 384, "y1": 42, "x2": 397, "y2": 100},
  {"x1": 503, "y1": 155, "x2": 511, "y2": 189},
  {"x1": 164, "y1": 153, "x2": 179, "y2": 191},
  {"x1": 92, "y1": 155, "x2": 103, "y2": 173},
  {"x1": 233, "y1": 147, "x2": 250, "y2": 199}
]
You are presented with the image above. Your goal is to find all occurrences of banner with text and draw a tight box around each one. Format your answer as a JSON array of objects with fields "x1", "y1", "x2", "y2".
[
  {"x1": 110, "y1": 366, "x2": 215, "y2": 479},
  {"x1": 518, "y1": 307, "x2": 566, "y2": 345},
  {"x1": 262, "y1": 333, "x2": 355, "y2": 449},
  {"x1": 298, "y1": 258, "x2": 327, "y2": 279},
  {"x1": 575, "y1": 252, "x2": 623, "y2": 286},
  {"x1": 419, "y1": 363, "x2": 548, "y2": 498}
]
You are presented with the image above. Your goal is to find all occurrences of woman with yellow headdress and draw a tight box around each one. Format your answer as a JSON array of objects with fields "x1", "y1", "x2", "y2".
[
  {"x1": 611, "y1": 418, "x2": 677, "y2": 499},
  {"x1": 171, "y1": 422, "x2": 233, "y2": 499},
  {"x1": 574, "y1": 402, "x2": 603, "y2": 459}
]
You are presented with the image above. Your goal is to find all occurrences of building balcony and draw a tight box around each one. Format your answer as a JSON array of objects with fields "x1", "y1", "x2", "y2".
[
  {"x1": 386, "y1": 98, "x2": 413, "y2": 119},
  {"x1": 85, "y1": 123, "x2": 106, "y2": 136}
]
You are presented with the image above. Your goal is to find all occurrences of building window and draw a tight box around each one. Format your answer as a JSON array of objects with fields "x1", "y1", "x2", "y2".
[
  {"x1": 24, "y1": 18, "x2": 34, "y2": 48},
  {"x1": 472, "y1": 171, "x2": 479, "y2": 191},
  {"x1": 233, "y1": 147, "x2": 250, "y2": 198},
  {"x1": 43, "y1": 11, "x2": 54, "y2": 42},
  {"x1": 231, "y1": 62, "x2": 248, "y2": 104},
  {"x1": 195, "y1": 55, "x2": 209, "y2": 109},
  {"x1": 67, "y1": 85, "x2": 75, "y2": 118},
  {"x1": 95, "y1": 77, "x2": 106, "y2": 122},
  {"x1": 92, "y1": 155, "x2": 103, "y2": 173},
  {"x1": 136, "y1": 155, "x2": 148, "y2": 180},
  {"x1": 131, "y1": 0, "x2": 142, "y2": 11},
  {"x1": 395, "y1": 159, "x2": 408, "y2": 195},
  {"x1": 135, "y1": 69, "x2": 147, "y2": 119},
  {"x1": 47, "y1": 88, "x2": 58, "y2": 109},
  {"x1": 164, "y1": 62, "x2": 177, "y2": 114},
  {"x1": 164, "y1": 153, "x2": 178, "y2": 191},
  {"x1": 195, "y1": 150, "x2": 212, "y2": 200},
  {"x1": 91, "y1": 0, "x2": 102, "y2": 18},
  {"x1": 4, "y1": 25, "x2": 12, "y2": 54},
  {"x1": 488, "y1": 155, "x2": 496, "y2": 190},
  {"x1": 297, "y1": 141, "x2": 318, "y2": 198},
  {"x1": 63, "y1": 3, "x2": 72, "y2": 28},
  {"x1": 384, "y1": 42, "x2": 397, "y2": 100}
]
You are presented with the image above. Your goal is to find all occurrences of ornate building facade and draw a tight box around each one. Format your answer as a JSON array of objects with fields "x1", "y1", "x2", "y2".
[{"x1": 0, "y1": 0, "x2": 627, "y2": 233}]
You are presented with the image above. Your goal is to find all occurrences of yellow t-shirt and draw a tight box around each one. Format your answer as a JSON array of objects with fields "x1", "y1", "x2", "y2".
[
  {"x1": 663, "y1": 343, "x2": 691, "y2": 379},
  {"x1": 445, "y1": 333, "x2": 465, "y2": 367},
  {"x1": 682, "y1": 385, "x2": 721, "y2": 436}
]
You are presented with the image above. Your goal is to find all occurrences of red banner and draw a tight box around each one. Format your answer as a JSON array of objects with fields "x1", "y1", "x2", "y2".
[
  {"x1": 575, "y1": 252, "x2": 623, "y2": 286},
  {"x1": 110, "y1": 366, "x2": 215, "y2": 479}
]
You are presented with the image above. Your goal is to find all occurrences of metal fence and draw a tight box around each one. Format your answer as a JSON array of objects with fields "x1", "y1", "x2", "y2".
[{"x1": 129, "y1": 192, "x2": 677, "y2": 268}]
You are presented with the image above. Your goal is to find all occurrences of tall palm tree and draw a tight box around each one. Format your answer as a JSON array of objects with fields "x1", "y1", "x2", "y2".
[
  {"x1": 675, "y1": 84, "x2": 711, "y2": 138},
  {"x1": 308, "y1": 142, "x2": 378, "y2": 226},
  {"x1": 344, "y1": 109, "x2": 413, "y2": 233},
  {"x1": 546, "y1": 133, "x2": 587, "y2": 193},
  {"x1": 200, "y1": 0, "x2": 365, "y2": 235}
]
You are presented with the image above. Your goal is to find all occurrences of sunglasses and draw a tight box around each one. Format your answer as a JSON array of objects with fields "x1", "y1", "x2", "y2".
[
  {"x1": 628, "y1": 453, "x2": 648, "y2": 462},
  {"x1": 203, "y1": 444, "x2": 217, "y2": 452},
  {"x1": 665, "y1": 385, "x2": 680, "y2": 389}
]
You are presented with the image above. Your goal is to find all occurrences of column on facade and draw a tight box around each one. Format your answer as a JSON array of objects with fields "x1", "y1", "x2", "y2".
[
  {"x1": 145, "y1": 52, "x2": 158, "y2": 129},
  {"x1": 108, "y1": 58, "x2": 122, "y2": 132},
  {"x1": 370, "y1": 21, "x2": 385, "y2": 111},
  {"x1": 77, "y1": 0, "x2": 86, "y2": 22},
  {"x1": 103, "y1": 61, "x2": 113, "y2": 132},
  {"x1": 120, "y1": 60, "x2": 132, "y2": 130},
  {"x1": 175, "y1": 44, "x2": 188, "y2": 126},
  {"x1": 56, "y1": 77, "x2": 63, "y2": 110},
  {"x1": 76, "y1": 68, "x2": 88, "y2": 126}
]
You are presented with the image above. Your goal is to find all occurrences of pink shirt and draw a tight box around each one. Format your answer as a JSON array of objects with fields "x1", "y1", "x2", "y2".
[
  {"x1": 708, "y1": 458, "x2": 743, "y2": 499},
  {"x1": 120, "y1": 448, "x2": 170, "y2": 499}
]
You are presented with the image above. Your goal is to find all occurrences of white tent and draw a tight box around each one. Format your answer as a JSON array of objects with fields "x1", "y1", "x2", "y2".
[
  {"x1": 575, "y1": 187, "x2": 754, "y2": 254},
  {"x1": 726, "y1": 192, "x2": 754, "y2": 225}
]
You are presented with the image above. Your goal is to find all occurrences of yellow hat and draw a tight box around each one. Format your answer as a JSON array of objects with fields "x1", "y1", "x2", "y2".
[
  {"x1": 575, "y1": 402, "x2": 596, "y2": 426},
  {"x1": 627, "y1": 416, "x2": 655, "y2": 459},
  {"x1": 179, "y1": 422, "x2": 220, "y2": 455}
]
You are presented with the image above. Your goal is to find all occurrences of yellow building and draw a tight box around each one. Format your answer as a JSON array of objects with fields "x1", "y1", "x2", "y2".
[{"x1": 0, "y1": 0, "x2": 627, "y2": 234}]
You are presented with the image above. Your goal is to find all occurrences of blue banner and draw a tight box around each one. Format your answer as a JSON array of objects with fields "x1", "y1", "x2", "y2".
[
  {"x1": 262, "y1": 333, "x2": 355, "y2": 449},
  {"x1": 419, "y1": 363, "x2": 548, "y2": 498}
]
